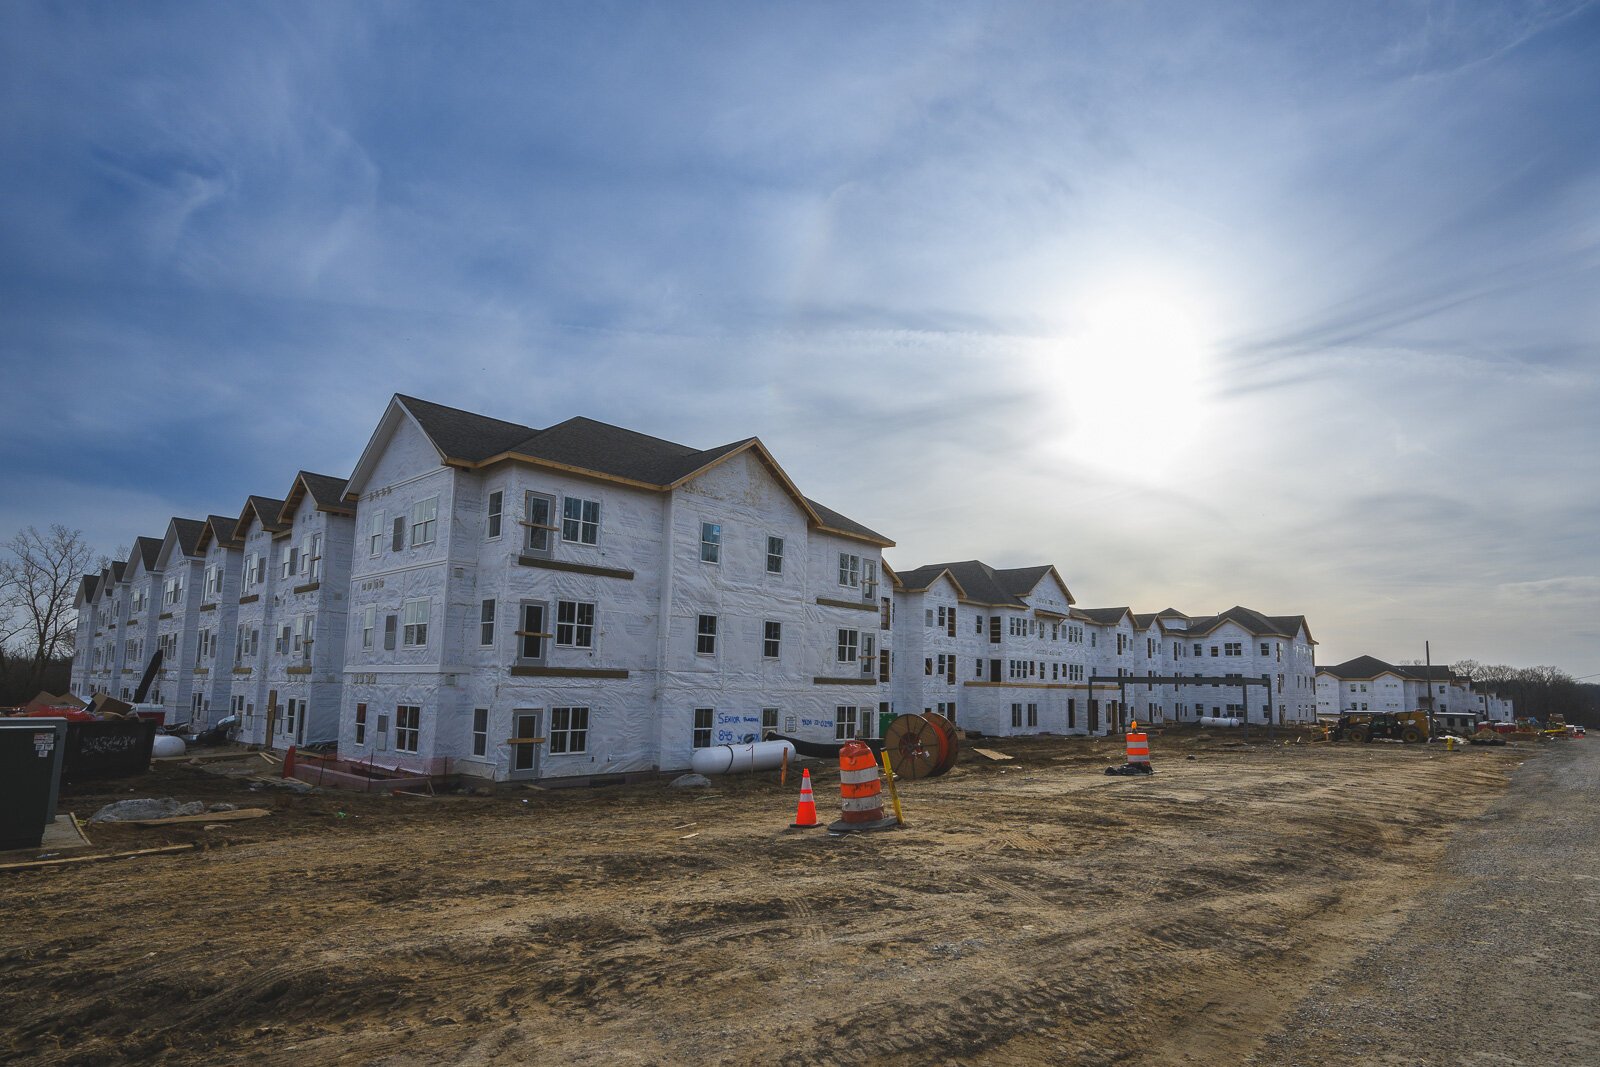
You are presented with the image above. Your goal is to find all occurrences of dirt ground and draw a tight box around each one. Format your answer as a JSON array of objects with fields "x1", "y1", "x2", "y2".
[{"x1": 0, "y1": 728, "x2": 1576, "y2": 1065}]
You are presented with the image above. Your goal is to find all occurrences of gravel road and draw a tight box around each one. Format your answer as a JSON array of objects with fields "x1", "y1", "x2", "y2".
[{"x1": 1254, "y1": 739, "x2": 1600, "y2": 1065}]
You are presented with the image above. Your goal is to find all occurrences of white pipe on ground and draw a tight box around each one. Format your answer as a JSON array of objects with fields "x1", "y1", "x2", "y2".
[{"x1": 689, "y1": 740, "x2": 797, "y2": 776}]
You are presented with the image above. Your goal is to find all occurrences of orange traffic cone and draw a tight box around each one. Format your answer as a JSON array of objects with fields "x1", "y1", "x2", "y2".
[
  {"x1": 282, "y1": 744, "x2": 297, "y2": 779},
  {"x1": 790, "y1": 768, "x2": 822, "y2": 828}
]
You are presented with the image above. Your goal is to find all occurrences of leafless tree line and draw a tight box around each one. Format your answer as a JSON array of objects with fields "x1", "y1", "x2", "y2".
[{"x1": 0, "y1": 525, "x2": 95, "y2": 706}]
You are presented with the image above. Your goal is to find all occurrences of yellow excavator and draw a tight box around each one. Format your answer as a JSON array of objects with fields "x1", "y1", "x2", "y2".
[{"x1": 1331, "y1": 709, "x2": 1431, "y2": 744}]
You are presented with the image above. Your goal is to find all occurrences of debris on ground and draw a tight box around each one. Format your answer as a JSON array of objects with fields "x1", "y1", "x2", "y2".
[
  {"x1": 670, "y1": 773, "x2": 712, "y2": 788},
  {"x1": 88, "y1": 798, "x2": 206, "y2": 823}
]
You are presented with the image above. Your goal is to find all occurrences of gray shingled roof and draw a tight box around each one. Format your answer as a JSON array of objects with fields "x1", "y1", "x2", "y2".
[
  {"x1": 1317, "y1": 655, "x2": 1401, "y2": 680},
  {"x1": 131, "y1": 536, "x2": 163, "y2": 572},
  {"x1": 297, "y1": 472, "x2": 351, "y2": 511},
  {"x1": 204, "y1": 515, "x2": 240, "y2": 546},
  {"x1": 395, "y1": 395, "x2": 889, "y2": 544},
  {"x1": 1072, "y1": 606, "x2": 1132, "y2": 626},
  {"x1": 804, "y1": 497, "x2": 891, "y2": 545},
  {"x1": 79, "y1": 574, "x2": 99, "y2": 603},
  {"x1": 108, "y1": 560, "x2": 126, "y2": 583},
  {"x1": 397, "y1": 395, "x2": 539, "y2": 463},
  {"x1": 241, "y1": 496, "x2": 289, "y2": 534},
  {"x1": 171, "y1": 517, "x2": 206, "y2": 558},
  {"x1": 994, "y1": 565, "x2": 1056, "y2": 598},
  {"x1": 893, "y1": 560, "x2": 1050, "y2": 606},
  {"x1": 1183, "y1": 606, "x2": 1311, "y2": 640}
]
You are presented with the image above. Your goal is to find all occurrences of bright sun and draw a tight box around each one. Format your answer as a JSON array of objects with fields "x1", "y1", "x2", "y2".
[{"x1": 1038, "y1": 275, "x2": 1215, "y2": 477}]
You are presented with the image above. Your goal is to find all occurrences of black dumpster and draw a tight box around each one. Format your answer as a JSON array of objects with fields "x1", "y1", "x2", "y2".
[
  {"x1": 0, "y1": 718, "x2": 69, "y2": 850},
  {"x1": 62, "y1": 718, "x2": 157, "y2": 780}
]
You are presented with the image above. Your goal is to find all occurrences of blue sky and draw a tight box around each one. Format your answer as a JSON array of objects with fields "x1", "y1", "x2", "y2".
[{"x1": 3, "y1": 1, "x2": 1597, "y2": 678}]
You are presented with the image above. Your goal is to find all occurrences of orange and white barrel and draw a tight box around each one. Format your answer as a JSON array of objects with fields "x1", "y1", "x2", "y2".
[
  {"x1": 837, "y1": 740, "x2": 886, "y2": 825},
  {"x1": 1125, "y1": 724, "x2": 1150, "y2": 766}
]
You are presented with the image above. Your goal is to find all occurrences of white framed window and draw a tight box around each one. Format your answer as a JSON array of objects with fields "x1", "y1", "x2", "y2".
[
  {"x1": 354, "y1": 702, "x2": 367, "y2": 746},
  {"x1": 861, "y1": 632, "x2": 876, "y2": 675},
  {"x1": 766, "y1": 536, "x2": 783, "y2": 574},
  {"x1": 556, "y1": 600, "x2": 595, "y2": 648},
  {"x1": 291, "y1": 616, "x2": 305, "y2": 655},
  {"x1": 395, "y1": 704, "x2": 421, "y2": 753},
  {"x1": 472, "y1": 707, "x2": 489, "y2": 757},
  {"x1": 362, "y1": 606, "x2": 375, "y2": 651},
  {"x1": 550, "y1": 706, "x2": 589, "y2": 754},
  {"x1": 562, "y1": 496, "x2": 600, "y2": 545},
  {"x1": 762, "y1": 707, "x2": 779, "y2": 737},
  {"x1": 280, "y1": 543, "x2": 297, "y2": 581},
  {"x1": 523, "y1": 491, "x2": 556, "y2": 556},
  {"x1": 369, "y1": 510, "x2": 385, "y2": 557},
  {"x1": 696, "y1": 614, "x2": 718, "y2": 656},
  {"x1": 480, "y1": 599, "x2": 496, "y2": 645},
  {"x1": 763, "y1": 621, "x2": 781, "y2": 659},
  {"x1": 411, "y1": 497, "x2": 438, "y2": 546},
  {"x1": 486, "y1": 491, "x2": 503, "y2": 540},
  {"x1": 836, "y1": 628, "x2": 859, "y2": 664},
  {"x1": 838, "y1": 553, "x2": 860, "y2": 588},
  {"x1": 700, "y1": 521, "x2": 721, "y2": 563},
  {"x1": 693, "y1": 707, "x2": 714, "y2": 749},
  {"x1": 834, "y1": 705, "x2": 859, "y2": 741},
  {"x1": 402, "y1": 598, "x2": 429, "y2": 647},
  {"x1": 861, "y1": 560, "x2": 877, "y2": 600},
  {"x1": 308, "y1": 532, "x2": 323, "y2": 581}
]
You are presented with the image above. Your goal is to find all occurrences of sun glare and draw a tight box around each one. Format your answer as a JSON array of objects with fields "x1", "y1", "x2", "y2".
[{"x1": 1037, "y1": 275, "x2": 1216, "y2": 478}]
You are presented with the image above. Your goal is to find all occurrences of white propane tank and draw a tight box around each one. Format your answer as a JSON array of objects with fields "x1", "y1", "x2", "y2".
[
  {"x1": 150, "y1": 735, "x2": 187, "y2": 758},
  {"x1": 1197, "y1": 716, "x2": 1241, "y2": 728},
  {"x1": 689, "y1": 739, "x2": 797, "y2": 776}
]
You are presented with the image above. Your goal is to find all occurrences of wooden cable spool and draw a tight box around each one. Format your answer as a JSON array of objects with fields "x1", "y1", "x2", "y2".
[
  {"x1": 883, "y1": 714, "x2": 944, "y2": 780},
  {"x1": 922, "y1": 711, "x2": 961, "y2": 776}
]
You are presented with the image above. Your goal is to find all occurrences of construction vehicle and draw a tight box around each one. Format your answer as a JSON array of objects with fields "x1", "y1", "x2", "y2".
[{"x1": 1330, "y1": 709, "x2": 1431, "y2": 744}]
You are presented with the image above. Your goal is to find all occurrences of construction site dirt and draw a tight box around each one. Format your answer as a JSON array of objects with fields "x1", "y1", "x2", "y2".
[{"x1": 3, "y1": 730, "x2": 1591, "y2": 1066}]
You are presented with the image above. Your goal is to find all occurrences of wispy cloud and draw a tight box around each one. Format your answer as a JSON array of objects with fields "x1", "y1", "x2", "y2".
[{"x1": 2, "y1": 1, "x2": 1597, "y2": 677}]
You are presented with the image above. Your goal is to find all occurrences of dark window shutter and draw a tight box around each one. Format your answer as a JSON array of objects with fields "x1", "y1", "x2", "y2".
[
  {"x1": 384, "y1": 615, "x2": 397, "y2": 650},
  {"x1": 392, "y1": 517, "x2": 405, "y2": 552}
]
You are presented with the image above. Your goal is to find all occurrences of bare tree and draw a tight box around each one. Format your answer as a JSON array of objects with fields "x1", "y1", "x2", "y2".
[{"x1": 0, "y1": 525, "x2": 96, "y2": 694}]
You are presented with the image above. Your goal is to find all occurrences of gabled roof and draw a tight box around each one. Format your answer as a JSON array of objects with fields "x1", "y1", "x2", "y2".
[
  {"x1": 153, "y1": 517, "x2": 208, "y2": 571},
  {"x1": 280, "y1": 472, "x2": 354, "y2": 524},
  {"x1": 236, "y1": 496, "x2": 289, "y2": 538},
  {"x1": 803, "y1": 497, "x2": 892, "y2": 546},
  {"x1": 76, "y1": 574, "x2": 100, "y2": 607},
  {"x1": 1180, "y1": 606, "x2": 1315, "y2": 644},
  {"x1": 344, "y1": 395, "x2": 892, "y2": 547},
  {"x1": 1316, "y1": 655, "x2": 1406, "y2": 681},
  {"x1": 891, "y1": 565, "x2": 969, "y2": 599},
  {"x1": 172, "y1": 517, "x2": 206, "y2": 558},
  {"x1": 132, "y1": 536, "x2": 163, "y2": 572},
  {"x1": 195, "y1": 515, "x2": 242, "y2": 553},
  {"x1": 994, "y1": 564, "x2": 1073, "y2": 605},
  {"x1": 1396, "y1": 664, "x2": 1458, "y2": 681},
  {"x1": 123, "y1": 536, "x2": 165, "y2": 582},
  {"x1": 892, "y1": 560, "x2": 1066, "y2": 608},
  {"x1": 396, "y1": 394, "x2": 537, "y2": 463},
  {"x1": 1072, "y1": 606, "x2": 1133, "y2": 627}
]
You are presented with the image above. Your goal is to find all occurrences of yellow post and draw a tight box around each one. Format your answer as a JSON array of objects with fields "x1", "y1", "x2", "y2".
[{"x1": 881, "y1": 748, "x2": 906, "y2": 826}]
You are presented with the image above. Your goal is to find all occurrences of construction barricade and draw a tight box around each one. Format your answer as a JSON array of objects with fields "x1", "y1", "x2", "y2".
[{"x1": 828, "y1": 740, "x2": 898, "y2": 833}]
